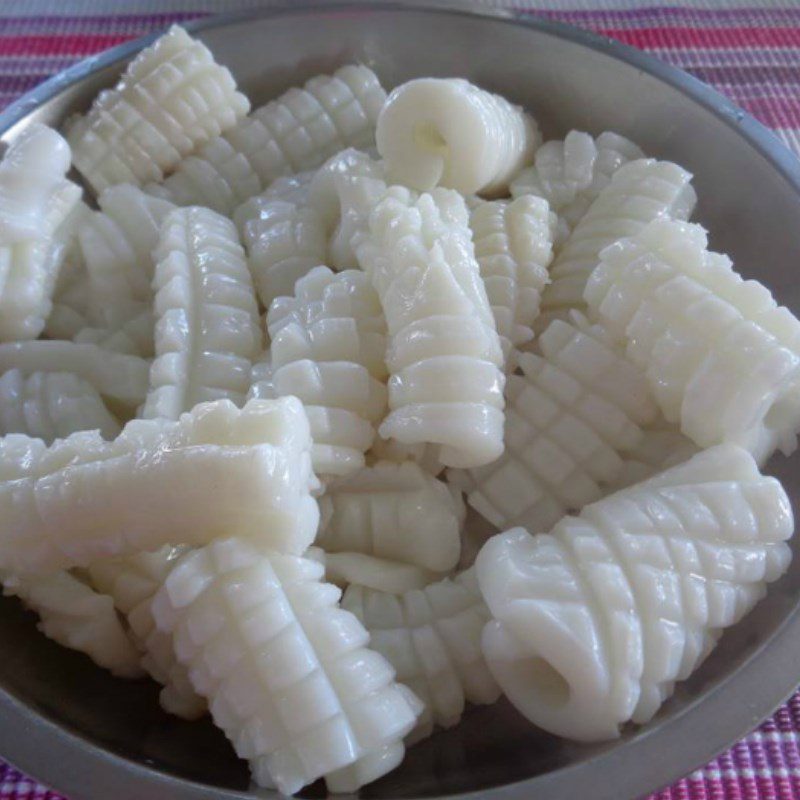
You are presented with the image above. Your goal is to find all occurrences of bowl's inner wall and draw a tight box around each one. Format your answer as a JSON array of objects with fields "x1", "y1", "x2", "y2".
[{"x1": 2, "y1": 6, "x2": 800, "y2": 799}]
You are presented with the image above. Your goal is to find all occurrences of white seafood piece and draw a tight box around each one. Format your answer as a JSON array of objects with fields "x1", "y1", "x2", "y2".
[
  {"x1": 376, "y1": 78, "x2": 539, "y2": 195},
  {"x1": 73, "y1": 306, "x2": 154, "y2": 358},
  {"x1": 511, "y1": 130, "x2": 644, "y2": 233},
  {"x1": 148, "y1": 65, "x2": 386, "y2": 215},
  {"x1": 237, "y1": 199, "x2": 328, "y2": 310},
  {"x1": 88, "y1": 546, "x2": 206, "y2": 719},
  {"x1": 246, "y1": 356, "x2": 274, "y2": 401},
  {"x1": 0, "y1": 398, "x2": 320, "y2": 574},
  {"x1": 308, "y1": 148, "x2": 388, "y2": 270},
  {"x1": 2, "y1": 569, "x2": 143, "y2": 678},
  {"x1": 356, "y1": 187, "x2": 505, "y2": 468},
  {"x1": 0, "y1": 123, "x2": 79, "y2": 243},
  {"x1": 613, "y1": 423, "x2": 699, "y2": 490},
  {"x1": 0, "y1": 341, "x2": 149, "y2": 407},
  {"x1": 68, "y1": 26, "x2": 249, "y2": 193},
  {"x1": 541, "y1": 159, "x2": 696, "y2": 313},
  {"x1": 0, "y1": 369, "x2": 120, "y2": 441},
  {"x1": 469, "y1": 195, "x2": 555, "y2": 367},
  {"x1": 233, "y1": 171, "x2": 316, "y2": 227},
  {"x1": 477, "y1": 444, "x2": 793, "y2": 741},
  {"x1": 366, "y1": 436, "x2": 444, "y2": 476},
  {"x1": 151, "y1": 538, "x2": 422, "y2": 794},
  {"x1": 342, "y1": 569, "x2": 500, "y2": 737},
  {"x1": 585, "y1": 218, "x2": 800, "y2": 462},
  {"x1": 322, "y1": 552, "x2": 439, "y2": 595},
  {"x1": 318, "y1": 461, "x2": 463, "y2": 574},
  {"x1": 266, "y1": 267, "x2": 388, "y2": 477},
  {"x1": 143, "y1": 207, "x2": 261, "y2": 420}
]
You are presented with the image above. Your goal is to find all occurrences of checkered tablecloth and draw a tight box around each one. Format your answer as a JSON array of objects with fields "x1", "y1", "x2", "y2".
[{"x1": 0, "y1": 2, "x2": 799, "y2": 798}]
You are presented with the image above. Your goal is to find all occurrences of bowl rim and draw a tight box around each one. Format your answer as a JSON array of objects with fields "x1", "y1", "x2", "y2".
[{"x1": 1, "y1": 3, "x2": 800, "y2": 799}]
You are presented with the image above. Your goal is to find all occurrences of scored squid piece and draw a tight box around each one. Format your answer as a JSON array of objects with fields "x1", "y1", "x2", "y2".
[
  {"x1": 142, "y1": 206, "x2": 261, "y2": 420},
  {"x1": 68, "y1": 25, "x2": 250, "y2": 193},
  {"x1": 147, "y1": 65, "x2": 386, "y2": 215},
  {"x1": 586, "y1": 217, "x2": 800, "y2": 463},
  {"x1": 376, "y1": 78, "x2": 539, "y2": 195},
  {"x1": 356, "y1": 187, "x2": 505, "y2": 468},
  {"x1": 150, "y1": 538, "x2": 423, "y2": 794},
  {"x1": 318, "y1": 460, "x2": 464, "y2": 574},
  {"x1": 0, "y1": 397, "x2": 320, "y2": 574},
  {"x1": 321, "y1": 551, "x2": 439, "y2": 595},
  {"x1": 476, "y1": 444, "x2": 794, "y2": 741},
  {"x1": 541, "y1": 158, "x2": 696, "y2": 314},
  {"x1": 342, "y1": 568, "x2": 500, "y2": 740}
]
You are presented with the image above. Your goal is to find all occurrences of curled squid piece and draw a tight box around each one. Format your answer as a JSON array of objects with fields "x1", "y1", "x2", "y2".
[
  {"x1": 357, "y1": 187, "x2": 505, "y2": 468},
  {"x1": 367, "y1": 436, "x2": 444, "y2": 476},
  {"x1": 318, "y1": 460, "x2": 463, "y2": 574},
  {"x1": 151, "y1": 538, "x2": 422, "y2": 794},
  {"x1": 265, "y1": 267, "x2": 388, "y2": 477},
  {"x1": 511, "y1": 131, "x2": 644, "y2": 236},
  {"x1": 0, "y1": 369, "x2": 120, "y2": 441},
  {"x1": 449, "y1": 317, "x2": 653, "y2": 533},
  {"x1": 342, "y1": 569, "x2": 500, "y2": 739},
  {"x1": 79, "y1": 186, "x2": 174, "y2": 331},
  {"x1": 234, "y1": 170, "x2": 316, "y2": 218},
  {"x1": 88, "y1": 546, "x2": 206, "y2": 719},
  {"x1": 469, "y1": 195, "x2": 555, "y2": 367},
  {"x1": 376, "y1": 78, "x2": 539, "y2": 195},
  {"x1": 73, "y1": 307, "x2": 155, "y2": 358},
  {"x1": 2, "y1": 569, "x2": 143, "y2": 678},
  {"x1": 541, "y1": 159, "x2": 696, "y2": 314},
  {"x1": 586, "y1": 218, "x2": 800, "y2": 463},
  {"x1": 235, "y1": 199, "x2": 328, "y2": 310},
  {"x1": 148, "y1": 65, "x2": 386, "y2": 215},
  {"x1": 322, "y1": 552, "x2": 439, "y2": 595},
  {"x1": 476, "y1": 444, "x2": 794, "y2": 741},
  {"x1": 68, "y1": 26, "x2": 250, "y2": 193},
  {"x1": 0, "y1": 397, "x2": 320, "y2": 574},
  {"x1": 0, "y1": 341, "x2": 149, "y2": 407},
  {"x1": 143, "y1": 207, "x2": 261, "y2": 420}
]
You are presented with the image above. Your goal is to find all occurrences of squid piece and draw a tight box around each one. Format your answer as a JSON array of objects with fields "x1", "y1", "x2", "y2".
[
  {"x1": 73, "y1": 307, "x2": 155, "y2": 358},
  {"x1": 342, "y1": 569, "x2": 500, "y2": 738},
  {"x1": 148, "y1": 65, "x2": 386, "y2": 215},
  {"x1": 0, "y1": 369, "x2": 120, "y2": 441},
  {"x1": 476, "y1": 444, "x2": 794, "y2": 741},
  {"x1": 585, "y1": 218, "x2": 800, "y2": 463},
  {"x1": 356, "y1": 187, "x2": 505, "y2": 468},
  {"x1": 0, "y1": 341, "x2": 149, "y2": 407},
  {"x1": 541, "y1": 159, "x2": 696, "y2": 313},
  {"x1": 68, "y1": 26, "x2": 250, "y2": 193},
  {"x1": 150, "y1": 538, "x2": 422, "y2": 794},
  {"x1": 376, "y1": 78, "x2": 539, "y2": 195},
  {"x1": 322, "y1": 552, "x2": 439, "y2": 595},
  {"x1": 88, "y1": 546, "x2": 206, "y2": 719},
  {"x1": 318, "y1": 460, "x2": 463, "y2": 574},
  {"x1": 236, "y1": 199, "x2": 328, "y2": 310},
  {"x1": 233, "y1": 171, "x2": 316, "y2": 223},
  {"x1": 265, "y1": 267, "x2": 388, "y2": 477},
  {"x1": 449, "y1": 315, "x2": 654, "y2": 533},
  {"x1": 142, "y1": 207, "x2": 261, "y2": 420},
  {"x1": 511, "y1": 130, "x2": 644, "y2": 236},
  {"x1": 2, "y1": 569, "x2": 143, "y2": 678},
  {"x1": 469, "y1": 196, "x2": 555, "y2": 367},
  {"x1": 0, "y1": 397, "x2": 320, "y2": 574}
]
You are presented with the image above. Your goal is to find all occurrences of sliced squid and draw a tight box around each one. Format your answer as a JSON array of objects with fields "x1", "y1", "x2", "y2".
[
  {"x1": 356, "y1": 187, "x2": 505, "y2": 468},
  {"x1": 322, "y1": 552, "x2": 439, "y2": 595},
  {"x1": 147, "y1": 65, "x2": 386, "y2": 214},
  {"x1": 0, "y1": 397, "x2": 319, "y2": 574},
  {"x1": 541, "y1": 158, "x2": 696, "y2": 313},
  {"x1": 142, "y1": 207, "x2": 261, "y2": 420},
  {"x1": 586, "y1": 217, "x2": 800, "y2": 463},
  {"x1": 68, "y1": 25, "x2": 250, "y2": 193},
  {"x1": 88, "y1": 546, "x2": 206, "y2": 719},
  {"x1": 264, "y1": 267, "x2": 388, "y2": 477},
  {"x1": 73, "y1": 306, "x2": 154, "y2": 358},
  {"x1": 476, "y1": 444, "x2": 794, "y2": 741},
  {"x1": 469, "y1": 195, "x2": 555, "y2": 367},
  {"x1": 0, "y1": 369, "x2": 120, "y2": 441},
  {"x1": 150, "y1": 538, "x2": 422, "y2": 794},
  {"x1": 342, "y1": 569, "x2": 500, "y2": 739},
  {"x1": 376, "y1": 78, "x2": 538, "y2": 195},
  {"x1": 318, "y1": 460, "x2": 463, "y2": 574}
]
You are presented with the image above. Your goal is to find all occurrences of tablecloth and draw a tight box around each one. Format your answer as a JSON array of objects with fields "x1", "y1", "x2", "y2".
[{"x1": 0, "y1": 2, "x2": 799, "y2": 798}]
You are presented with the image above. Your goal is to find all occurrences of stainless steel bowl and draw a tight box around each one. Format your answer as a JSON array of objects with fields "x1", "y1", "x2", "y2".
[{"x1": 1, "y1": 4, "x2": 800, "y2": 799}]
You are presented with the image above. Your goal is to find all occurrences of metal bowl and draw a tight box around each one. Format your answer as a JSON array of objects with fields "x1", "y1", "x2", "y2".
[{"x1": 1, "y1": 3, "x2": 800, "y2": 799}]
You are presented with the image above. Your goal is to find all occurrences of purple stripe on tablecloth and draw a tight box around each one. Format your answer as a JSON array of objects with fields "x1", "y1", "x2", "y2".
[{"x1": 685, "y1": 66, "x2": 800, "y2": 89}]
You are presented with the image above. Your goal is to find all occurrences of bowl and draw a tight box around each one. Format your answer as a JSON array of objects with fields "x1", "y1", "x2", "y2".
[{"x1": 1, "y1": 3, "x2": 800, "y2": 799}]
